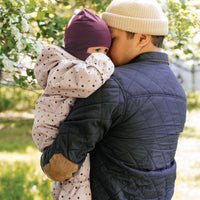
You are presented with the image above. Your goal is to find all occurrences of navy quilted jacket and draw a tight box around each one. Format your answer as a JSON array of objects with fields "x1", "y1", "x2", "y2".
[{"x1": 41, "y1": 52, "x2": 187, "y2": 200}]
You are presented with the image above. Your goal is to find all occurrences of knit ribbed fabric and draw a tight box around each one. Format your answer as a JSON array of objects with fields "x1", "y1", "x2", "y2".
[{"x1": 102, "y1": 0, "x2": 168, "y2": 35}]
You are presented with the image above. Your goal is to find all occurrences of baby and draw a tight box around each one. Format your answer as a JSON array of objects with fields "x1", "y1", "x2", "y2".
[{"x1": 32, "y1": 9, "x2": 114, "y2": 200}]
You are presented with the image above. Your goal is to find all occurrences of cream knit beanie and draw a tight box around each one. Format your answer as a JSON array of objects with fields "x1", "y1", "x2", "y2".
[{"x1": 102, "y1": 0, "x2": 168, "y2": 35}]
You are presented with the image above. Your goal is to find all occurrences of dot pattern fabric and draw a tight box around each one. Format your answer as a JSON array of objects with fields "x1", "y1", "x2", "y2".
[
  {"x1": 51, "y1": 154, "x2": 91, "y2": 200},
  {"x1": 32, "y1": 45, "x2": 114, "y2": 200}
]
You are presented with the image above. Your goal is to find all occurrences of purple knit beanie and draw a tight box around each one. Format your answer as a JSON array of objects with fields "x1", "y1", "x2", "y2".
[{"x1": 64, "y1": 9, "x2": 111, "y2": 60}]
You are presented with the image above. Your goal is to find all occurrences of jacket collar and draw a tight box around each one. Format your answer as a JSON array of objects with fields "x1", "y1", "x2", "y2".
[{"x1": 129, "y1": 52, "x2": 169, "y2": 65}]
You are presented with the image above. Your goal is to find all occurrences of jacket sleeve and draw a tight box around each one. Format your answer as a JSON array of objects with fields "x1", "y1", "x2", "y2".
[
  {"x1": 40, "y1": 76, "x2": 125, "y2": 181},
  {"x1": 49, "y1": 53, "x2": 115, "y2": 98}
]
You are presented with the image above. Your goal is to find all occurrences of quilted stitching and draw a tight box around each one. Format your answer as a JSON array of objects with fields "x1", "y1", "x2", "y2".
[
  {"x1": 89, "y1": 52, "x2": 186, "y2": 200},
  {"x1": 41, "y1": 52, "x2": 186, "y2": 200}
]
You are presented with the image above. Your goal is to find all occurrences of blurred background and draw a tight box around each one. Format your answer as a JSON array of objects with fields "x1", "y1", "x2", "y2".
[{"x1": 0, "y1": 0, "x2": 200, "y2": 199}]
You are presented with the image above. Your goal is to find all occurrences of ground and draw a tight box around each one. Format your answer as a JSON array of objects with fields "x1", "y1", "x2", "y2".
[{"x1": 0, "y1": 110, "x2": 199, "y2": 199}]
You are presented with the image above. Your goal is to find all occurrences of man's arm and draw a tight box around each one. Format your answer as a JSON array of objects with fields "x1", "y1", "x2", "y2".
[{"x1": 40, "y1": 76, "x2": 125, "y2": 181}]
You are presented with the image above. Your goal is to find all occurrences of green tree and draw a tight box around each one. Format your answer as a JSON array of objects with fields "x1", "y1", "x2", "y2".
[
  {"x1": 0, "y1": 0, "x2": 67, "y2": 88},
  {"x1": 164, "y1": 0, "x2": 200, "y2": 61},
  {"x1": 0, "y1": 0, "x2": 199, "y2": 88}
]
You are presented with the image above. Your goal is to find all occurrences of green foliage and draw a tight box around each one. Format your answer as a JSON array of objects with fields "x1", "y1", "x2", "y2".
[
  {"x1": 0, "y1": 0, "x2": 41, "y2": 87},
  {"x1": 0, "y1": 0, "x2": 200, "y2": 89},
  {"x1": 181, "y1": 125, "x2": 200, "y2": 139},
  {"x1": 0, "y1": 118, "x2": 35, "y2": 152},
  {"x1": 0, "y1": 86, "x2": 40, "y2": 112},
  {"x1": 0, "y1": 116, "x2": 53, "y2": 199},
  {"x1": 35, "y1": 4, "x2": 67, "y2": 46},
  {"x1": 0, "y1": 0, "x2": 68, "y2": 87},
  {"x1": 0, "y1": 162, "x2": 33, "y2": 200},
  {"x1": 0, "y1": 161, "x2": 52, "y2": 200},
  {"x1": 0, "y1": 115, "x2": 53, "y2": 199},
  {"x1": 186, "y1": 91, "x2": 200, "y2": 111},
  {"x1": 165, "y1": 0, "x2": 200, "y2": 62},
  {"x1": 68, "y1": 0, "x2": 112, "y2": 13}
]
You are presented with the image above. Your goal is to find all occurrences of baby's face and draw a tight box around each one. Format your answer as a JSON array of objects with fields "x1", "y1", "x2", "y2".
[{"x1": 87, "y1": 46, "x2": 109, "y2": 55}]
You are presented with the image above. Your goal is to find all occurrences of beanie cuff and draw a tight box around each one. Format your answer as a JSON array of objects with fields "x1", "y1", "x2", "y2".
[{"x1": 102, "y1": 12, "x2": 168, "y2": 36}]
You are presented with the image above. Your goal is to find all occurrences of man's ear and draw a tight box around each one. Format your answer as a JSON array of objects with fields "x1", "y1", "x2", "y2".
[{"x1": 138, "y1": 34, "x2": 151, "y2": 47}]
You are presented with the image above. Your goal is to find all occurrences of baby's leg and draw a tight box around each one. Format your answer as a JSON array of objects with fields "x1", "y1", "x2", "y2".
[
  {"x1": 58, "y1": 154, "x2": 91, "y2": 200},
  {"x1": 51, "y1": 181, "x2": 64, "y2": 200}
]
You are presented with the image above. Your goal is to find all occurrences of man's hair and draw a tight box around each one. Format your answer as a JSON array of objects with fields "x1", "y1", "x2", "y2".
[
  {"x1": 126, "y1": 31, "x2": 165, "y2": 48},
  {"x1": 151, "y1": 35, "x2": 165, "y2": 48},
  {"x1": 126, "y1": 31, "x2": 135, "y2": 39}
]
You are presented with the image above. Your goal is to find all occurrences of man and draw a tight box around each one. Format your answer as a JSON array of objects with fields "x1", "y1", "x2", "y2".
[{"x1": 41, "y1": 0, "x2": 187, "y2": 199}]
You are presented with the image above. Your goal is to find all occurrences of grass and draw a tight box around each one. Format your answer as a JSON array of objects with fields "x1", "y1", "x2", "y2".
[
  {"x1": 0, "y1": 161, "x2": 52, "y2": 200},
  {"x1": 0, "y1": 110, "x2": 200, "y2": 199},
  {"x1": 0, "y1": 118, "x2": 35, "y2": 152},
  {"x1": 173, "y1": 110, "x2": 200, "y2": 200},
  {"x1": 0, "y1": 116, "x2": 53, "y2": 200}
]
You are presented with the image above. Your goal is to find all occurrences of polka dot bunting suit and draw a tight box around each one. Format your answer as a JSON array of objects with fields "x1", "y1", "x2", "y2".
[{"x1": 32, "y1": 45, "x2": 114, "y2": 200}]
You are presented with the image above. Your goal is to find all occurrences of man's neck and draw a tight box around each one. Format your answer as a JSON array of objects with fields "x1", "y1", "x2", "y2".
[{"x1": 140, "y1": 44, "x2": 162, "y2": 55}]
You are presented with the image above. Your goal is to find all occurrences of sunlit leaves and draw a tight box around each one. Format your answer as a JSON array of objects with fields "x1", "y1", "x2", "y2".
[
  {"x1": 0, "y1": 0, "x2": 42, "y2": 88},
  {"x1": 165, "y1": 0, "x2": 200, "y2": 61},
  {"x1": 0, "y1": 0, "x2": 200, "y2": 88}
]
